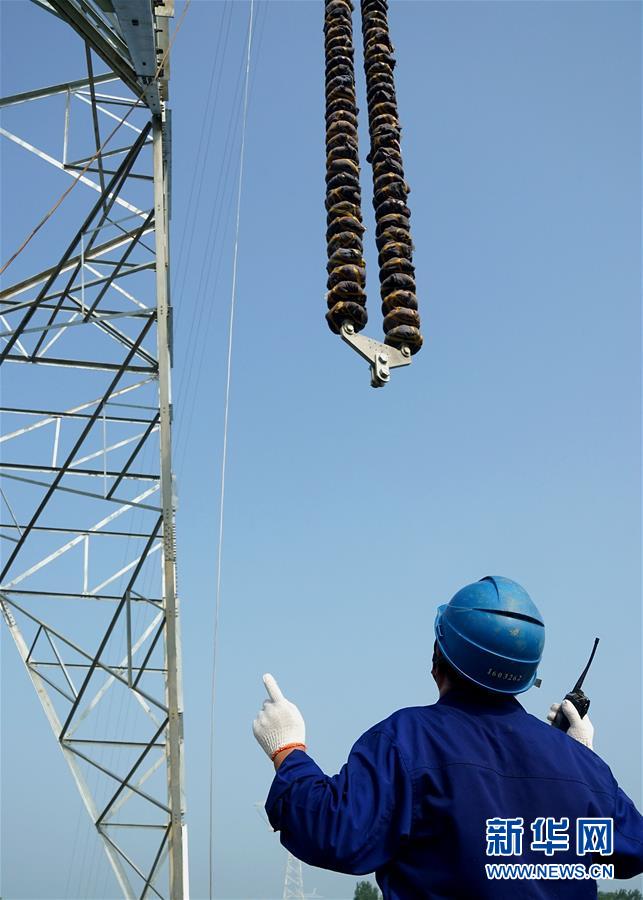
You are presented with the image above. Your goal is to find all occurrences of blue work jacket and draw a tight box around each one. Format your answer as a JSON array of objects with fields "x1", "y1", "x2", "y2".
[{"x1": 266, "y1": 689, "x2": 643, "y2": 899}]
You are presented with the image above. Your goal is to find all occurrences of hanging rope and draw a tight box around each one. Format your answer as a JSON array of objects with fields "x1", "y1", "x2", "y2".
[
  {"x1": 322, "y1": 0, "x2": 423, "y2": 354},
  {"x1": 208, "y1": 2, "x2": 254, "y2": 898}
]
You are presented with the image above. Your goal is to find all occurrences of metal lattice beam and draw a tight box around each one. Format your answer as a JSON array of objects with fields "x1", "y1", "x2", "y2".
[{"x1": 1, "y1": 2, "x2": 188, "y2": 896}]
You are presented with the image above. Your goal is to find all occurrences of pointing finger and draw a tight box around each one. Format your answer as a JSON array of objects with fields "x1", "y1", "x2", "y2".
[{"x1": 263, "y1": 673, "x2": 284, "y2": 702}]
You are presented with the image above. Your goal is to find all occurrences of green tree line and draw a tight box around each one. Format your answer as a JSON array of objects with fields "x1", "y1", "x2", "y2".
[
  {"x1": 354, "y1": 881, "x2": 381, "y2": 900},
  {"x1": 597, "y1": 891, "x2": 642, "y2": 900}
]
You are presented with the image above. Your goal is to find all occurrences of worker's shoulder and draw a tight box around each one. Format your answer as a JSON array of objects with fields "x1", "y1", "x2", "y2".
[
  {"x1": 522, "y1": 708, "x2": 616, "y2": 771},
  {"x1": 363, "y1": 699, "x2": 489, "y2": 735},
  {"x1": 359, "y1": 703, "x2": 618, "y2": 796},
  {"x1": 359, "y1": 704, "x2": 438, "y2": 743}
]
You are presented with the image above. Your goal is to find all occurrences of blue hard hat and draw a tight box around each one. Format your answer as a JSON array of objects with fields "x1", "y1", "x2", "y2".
[{"x1": 434, "y1": 576, "x2": 545, "y2": 694}]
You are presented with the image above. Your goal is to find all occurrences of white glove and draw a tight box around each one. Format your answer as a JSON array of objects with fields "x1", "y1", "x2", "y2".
[
  {"x1": 547, "y1": 699, "x2": 594, "y2": 750},
  {"x1": 252, "y1": 673, "x2": 306, "y2": 760}
]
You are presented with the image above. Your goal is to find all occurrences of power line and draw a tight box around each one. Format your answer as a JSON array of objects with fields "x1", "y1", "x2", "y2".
[
  {"x1": 208, "y1": 2, "x2": 255, "y2": 898},
  {"x1": 171, "y1": 0, "x2": 234, "y2": 307},
  {"x1": 173, "y1": 0, "x2": 267, "y2": 471}
]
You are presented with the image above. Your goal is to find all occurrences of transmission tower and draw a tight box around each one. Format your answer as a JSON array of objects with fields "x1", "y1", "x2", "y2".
[
  {"x1": 283, "y1": 852, "x2": 305, "y2": 900},
  {"x1": 0, "y1": 1, "x2": 188, "y2": 897}
]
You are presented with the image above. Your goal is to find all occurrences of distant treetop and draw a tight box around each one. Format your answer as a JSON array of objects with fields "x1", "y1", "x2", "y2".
[{"x1": 354, "y1": 881, "x2": 382, "y2": 900}]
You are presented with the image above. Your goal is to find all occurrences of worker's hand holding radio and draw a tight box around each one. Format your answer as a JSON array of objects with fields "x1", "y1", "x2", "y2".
[
  {"x1": 548, "y1": 637, "x2": 598, "y2": 750},
  {"x1": 547, "y1": 699, "x2": 594, "y2": 750},
  {"x1": 252, "y1": 673, "x2": 306, "y2": 764}
]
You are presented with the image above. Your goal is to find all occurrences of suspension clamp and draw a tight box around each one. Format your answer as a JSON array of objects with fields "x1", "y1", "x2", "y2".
[{"x1": 340, "y1": 321, "x2": 412, "y2": 388}]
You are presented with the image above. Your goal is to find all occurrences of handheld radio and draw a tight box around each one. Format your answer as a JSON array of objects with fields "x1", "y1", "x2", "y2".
[{"x1": 551, "y1": 637, "x2": 600, "y2": 732}]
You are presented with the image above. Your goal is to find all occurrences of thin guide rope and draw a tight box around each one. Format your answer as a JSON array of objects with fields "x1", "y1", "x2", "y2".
[{"x1": 208, "y1": 2, "x2": 254, "y2": 896}]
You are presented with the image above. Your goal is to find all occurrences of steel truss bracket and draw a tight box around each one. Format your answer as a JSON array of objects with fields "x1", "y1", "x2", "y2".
[{"x1": 340, "y1": 321, "x2": 411, "y2": 388}]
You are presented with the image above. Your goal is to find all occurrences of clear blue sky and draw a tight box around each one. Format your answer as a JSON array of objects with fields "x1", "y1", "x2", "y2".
[{"x1": 1, "y1": 1, "x2": 641, "y2": 898}]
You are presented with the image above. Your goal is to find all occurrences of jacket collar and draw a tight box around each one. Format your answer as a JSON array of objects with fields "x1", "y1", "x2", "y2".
[{"x1": 436, "y1": 686, "x2": 526, "y2": 715}]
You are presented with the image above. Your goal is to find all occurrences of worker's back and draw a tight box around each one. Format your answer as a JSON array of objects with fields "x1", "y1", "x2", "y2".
[
  {"x1": 375, "y1": 689, "x2": 641, "y2": 899},
  {"x1": 261, "y1": 578, "x2": 643, "y2": 897}
]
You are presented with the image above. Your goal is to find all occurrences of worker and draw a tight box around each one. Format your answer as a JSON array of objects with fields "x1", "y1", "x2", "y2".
[{"x1": 252, "y1": 575, "x2": 643, "y2": 898}]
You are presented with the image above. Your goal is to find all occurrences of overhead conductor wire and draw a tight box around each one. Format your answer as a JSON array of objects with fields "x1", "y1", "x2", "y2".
[{"x1": 208, "y1": 2, "x2": 255, "y2": 897}]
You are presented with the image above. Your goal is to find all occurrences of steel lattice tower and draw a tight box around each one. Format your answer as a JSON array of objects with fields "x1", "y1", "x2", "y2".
[
  {"x1": 0, "y1": 1, "x2": 188, "y2": 896},
  {"x1": 283, "y1": 852, "x2": 305, "y2": 900}
]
